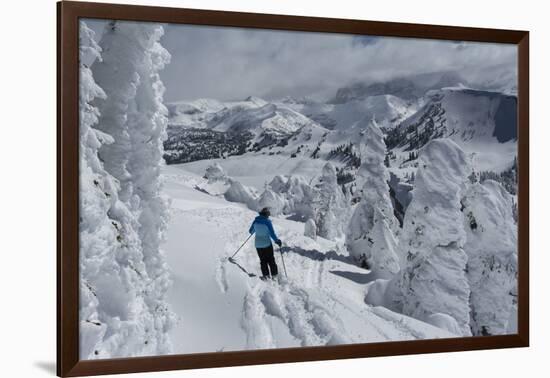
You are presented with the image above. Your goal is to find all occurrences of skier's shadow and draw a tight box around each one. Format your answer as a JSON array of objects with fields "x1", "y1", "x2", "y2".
[
  {"x1": 280, "y1": 246, "x2": 354, "y2": 265},
  {"x1": 280, "y1": 246, "x2": 375, "y2": 284},
  {"x1": 228, "y1": 258, "x2": 257, "y2": 278},
  {"x1": 329, "y1": 269, "x2": 376, "y2": 284}
]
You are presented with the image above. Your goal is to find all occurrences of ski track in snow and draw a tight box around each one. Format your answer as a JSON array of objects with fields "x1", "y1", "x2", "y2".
[
  {"x1": 243, "y1": 280, "x2": 349, "y2": 347},
  {"x1": 215, "y1": 257, "x2": 229, "y2": 293},
  {"x1": 162, "y1": 165, "x2": 456, "y2": 354}
]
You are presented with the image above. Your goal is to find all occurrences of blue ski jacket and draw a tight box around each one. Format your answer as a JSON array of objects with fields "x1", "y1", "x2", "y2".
[{"x1": 249, "y1": 215, "x2": 280, "y2": 248}]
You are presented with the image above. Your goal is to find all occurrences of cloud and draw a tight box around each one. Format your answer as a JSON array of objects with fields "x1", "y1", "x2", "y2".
[
  {"x1": 85, "y1": 19, "x2": 517, "y2": 102},
  {"x1": 352, "y1": 35, "x2": 381, "y2": 47}
]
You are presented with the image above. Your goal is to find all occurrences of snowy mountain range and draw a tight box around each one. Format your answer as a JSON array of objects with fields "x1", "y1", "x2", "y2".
[{"x1": 164, "y1": 81, "x2": 517, "y2": 179}]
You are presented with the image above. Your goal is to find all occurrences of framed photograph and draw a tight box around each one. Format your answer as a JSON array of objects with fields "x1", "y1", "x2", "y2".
[{"x1": 57, "y1": 1, "x2": 529, "y2": 376}]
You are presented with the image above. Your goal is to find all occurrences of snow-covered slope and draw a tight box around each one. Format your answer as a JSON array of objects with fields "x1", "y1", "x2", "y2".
[
  {"x1": 167, "y1": 96, "x2": 316, "y2": 137},
  {"x1": 178, "y1": 152, "x2": 333, "y2": 190},
  {"x1": 401, "y1": 88, "x2": 516, "y2": 143},
  {"x1": 164, "y1": 96, "x2": 333, "y2": 163},
  {"x1": 162, "y1": 164, "x2": 456, "y2": 353},
  {"x1": 386, "y1": 88, "x2": 517, "y2": 172},
  {"x1": 210, "y1": 102, "x2": 314, "y2": 136}
]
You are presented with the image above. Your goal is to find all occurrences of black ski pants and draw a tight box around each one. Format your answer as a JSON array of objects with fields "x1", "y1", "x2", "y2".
[{"x1": 256, "y1": 244, "x2": 278, "y2": 277}]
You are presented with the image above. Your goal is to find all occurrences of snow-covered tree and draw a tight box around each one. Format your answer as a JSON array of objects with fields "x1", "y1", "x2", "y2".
[
  {"x1": 204, "y1": 162, "x2": 227, "y2": 183},
  {"x1": 86, "y1": 20, "x2": 175, "y2": 358},
  {"x1": 314, "y1": 162, "x2": 349, "y2": 240},
  {"x1": 304, "y1": 218, "x2": 317, "y2": 239},
  {"x1": 394, "y1": 139, "x2": 472, "y2": 336},
  {"x1": 268, "y1": 175, "x2": 288, "y2": 193},
  {"x1": 79, "y1": 21, "x2": 118, "y2": 360},
  {"x1": 125, "y1": 23, "x2": 173, "y2": 352},
  {"x1": 257, "y1": 175, "x2": 317, "y2": 220},
  {"x1": 257, "y1": 188, "x2": 285, "y2": 216},
  {"x1": 284, "y1": 176, "x2": 317, "y2": 220},
  {"x1": 195, "y1": 163, "x2": 231, "y2": 196},
  {"x1": 224, "y1": 179, "x2": 258, "y2": 210},
  {"x1": 346, "y1": 121, "x2": 399, "y2": 278},
  {"x1": 462, "y1": 180, "x2": 518, "y2": 335}
]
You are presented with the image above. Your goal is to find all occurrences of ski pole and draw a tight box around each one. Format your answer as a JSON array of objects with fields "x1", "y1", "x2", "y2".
[
  {"x1": 279, "y1": 246, "x2": 288, "y2": 279},
  {"x1": 230, "y1": 234, "x2": 253, "y2": 260}
]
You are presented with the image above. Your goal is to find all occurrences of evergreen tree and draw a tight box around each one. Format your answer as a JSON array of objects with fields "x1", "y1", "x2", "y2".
[
  {"x1": 462, "y1": 180, "x2": 518, "y2": 335},
  {"x1": 304, "y1": 218, "x2": 317, "y2": 239},
  {"x1": 346, "y1": 120, "x2": 400, "y2": 278},
  {"x1": 314, "y1": 163, "x2": 349, "y2": 240},
  {"x1": 89, "y1": 20, "x2": 175, "y2": 358},
  {"x1": 79, "y1": 21, "x2": 119, "y2": 359},
  {"x1": 393, "y1": 139, "x2": 472, "y2": 336}
]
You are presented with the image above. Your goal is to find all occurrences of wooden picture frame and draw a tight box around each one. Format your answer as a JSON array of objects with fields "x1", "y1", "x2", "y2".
[{"x1": 57, "y1": 1, "x2": 529, "y2": 376}]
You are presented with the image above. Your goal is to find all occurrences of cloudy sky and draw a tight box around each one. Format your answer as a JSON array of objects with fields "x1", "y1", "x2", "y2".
[{"x1": 86, "y1": 20, "x2": 517, "y2": 103}]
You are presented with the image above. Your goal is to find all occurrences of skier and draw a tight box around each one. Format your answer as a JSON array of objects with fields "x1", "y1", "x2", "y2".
[{"x1": 249, "y1": 207, "x2": 283, "y2": 280}]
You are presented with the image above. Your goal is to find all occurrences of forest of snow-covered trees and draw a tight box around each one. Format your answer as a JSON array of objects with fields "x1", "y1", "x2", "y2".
[{"x1": 78, "y1": 18, "x2": 518, "y2": 359}]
